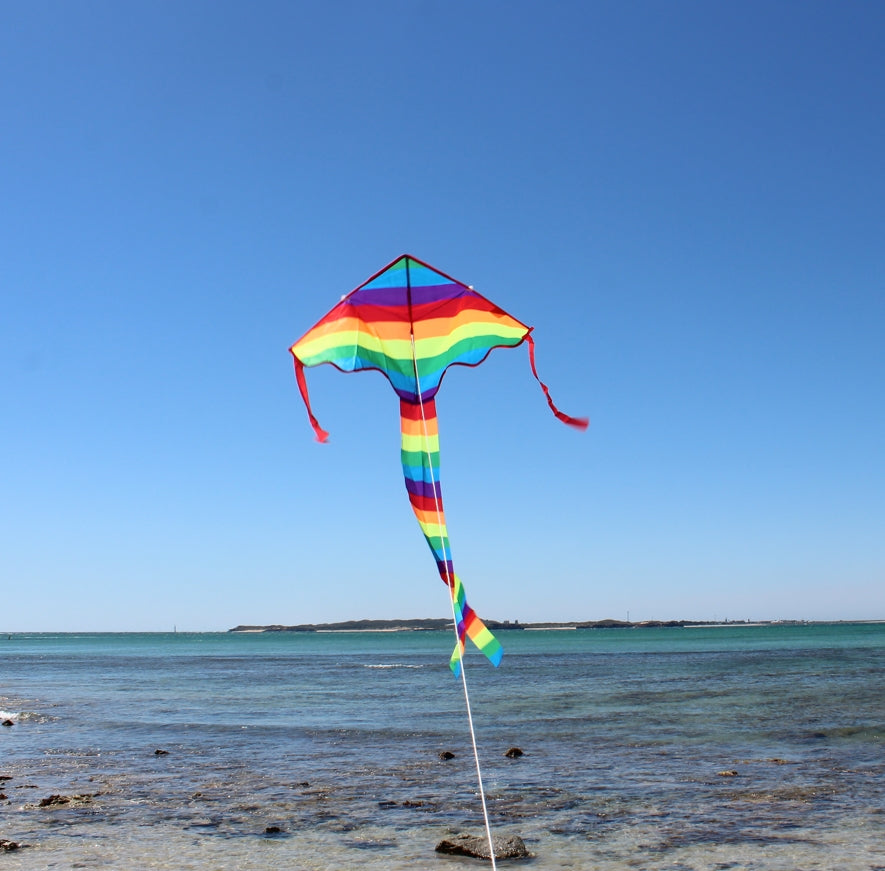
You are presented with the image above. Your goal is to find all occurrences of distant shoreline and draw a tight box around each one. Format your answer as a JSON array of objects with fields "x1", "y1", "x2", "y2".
[
  {"x1": 226, "y1": 618, "x2": 853, "y2": 634},
  {"x1": 4, "y1": 621, "x2": 881, "y2": 636}
]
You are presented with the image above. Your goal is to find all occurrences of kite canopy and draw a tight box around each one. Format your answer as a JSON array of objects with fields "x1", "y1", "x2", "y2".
[{"x1": 290, "y1": 254, "x2": 588, "y2": 440}]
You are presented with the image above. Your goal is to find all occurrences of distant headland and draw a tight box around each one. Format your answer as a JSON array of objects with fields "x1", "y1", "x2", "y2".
[{"x1": 226, "y1": 618, "x2": 810, "y2": 633}]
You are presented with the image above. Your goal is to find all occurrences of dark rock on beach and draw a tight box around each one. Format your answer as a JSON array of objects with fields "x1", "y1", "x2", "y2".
[
  {"x1": 37, "y1": 793, "x2": 95, "y2": 808},
  {"x1": 264, "y1": 825, "x2": 283, "y2": 834},
  {"x1": 39, "y1": 794, "x2": 71, "y2": 807},
  {"x1": 1, "y1": 839, "x2": 27, "y2": 852},
  {"x1": 504, "y1": 746, "x2": 524, "y2": 758},
  {"x1": 435, "y1": 833, "x2": 530, "y2": 860}
]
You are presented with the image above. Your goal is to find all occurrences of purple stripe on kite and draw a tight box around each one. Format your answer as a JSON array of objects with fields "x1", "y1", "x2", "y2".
[
  {"x1": 409, "y1": 284, "x2": 468, "y2": 304},
  {"x1": 348, "y1": 284, "x2": 465, "y2": 307},
  {"x1": 404, "y1": 478, "x2": 443, "y2": 500},
  {"x1": 394, "y1": 385, "x2": 442, "y2": 403},
  {"x1": 435, "y1": 560, "x2": 455, "y2": 577}
]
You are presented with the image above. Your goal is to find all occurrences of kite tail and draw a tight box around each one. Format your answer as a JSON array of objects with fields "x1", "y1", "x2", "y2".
[
  {"x1": 525, "y1": 331, "x2": 589, "y2": 430},
  {"x1": 291, "y1": 354, "x2": 330, "y2": 442},
  {"x1": 400, "y1": 398, "x2": 502, "y2": 673},
  {"x1": 449, "y1": 574, "x2": 503, "y2": 676}
]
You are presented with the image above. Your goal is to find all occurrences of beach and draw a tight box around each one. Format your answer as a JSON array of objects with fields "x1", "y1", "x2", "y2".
[{"x1": 2, "y1": 624, "x2": 883, "y2": 869}]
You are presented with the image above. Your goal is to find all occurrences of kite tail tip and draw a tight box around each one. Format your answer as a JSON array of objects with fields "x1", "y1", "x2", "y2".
[
  {"x1": 524, "y1": 335, "x2": 589, "y2": 432},
  {"x1": 314, "y1": 427, "x2": 330, "y2": 444},
  {"x1": 449, "y1": 643, "x2": 464, "y2": 677},
  {"x1": 551, "y1": 408, "x2": 589, "y2": 431}
]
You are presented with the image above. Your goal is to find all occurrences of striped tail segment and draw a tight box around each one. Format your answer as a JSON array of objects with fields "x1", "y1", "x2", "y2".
[
  {"x1": 448, "y1": 574, "x2": 503, "y2": 676},
  {"x1": 400, "y1": 398, "x2": 503, "y2": 675}
]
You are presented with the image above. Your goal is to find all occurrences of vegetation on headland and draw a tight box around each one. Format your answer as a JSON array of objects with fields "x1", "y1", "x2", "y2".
[{"x1": 226, "y1": 618, "x2": 785, "y2": 633}]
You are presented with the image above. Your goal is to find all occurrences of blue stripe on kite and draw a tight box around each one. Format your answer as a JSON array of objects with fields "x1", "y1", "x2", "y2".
[{"x1": 402, "y1": 465, "x2": 441, "y2": 485}]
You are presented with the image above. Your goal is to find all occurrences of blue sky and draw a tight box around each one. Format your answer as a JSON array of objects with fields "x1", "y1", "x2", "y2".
[{"x1": 2, "y1": 1, "x2": 883, "y2": 631}]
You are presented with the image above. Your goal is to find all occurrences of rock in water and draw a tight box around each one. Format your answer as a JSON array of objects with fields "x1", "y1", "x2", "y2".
[
  {"x1": 435, "y1": 833, "x2": 529, "y2": 860},
  {"x1": 39, "y1": 794, "x2": 71, "y2": 807},
  {"x1": 504, "y1": 746, "x2": 524, "y2": 758},
  {"x1": 1, "y1": 839, "x2": 25, "y2": 852}
]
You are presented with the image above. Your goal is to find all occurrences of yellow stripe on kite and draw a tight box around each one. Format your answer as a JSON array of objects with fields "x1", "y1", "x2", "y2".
[{"x1": 401, "y1": 432, "x2": 439, "y2": 453}]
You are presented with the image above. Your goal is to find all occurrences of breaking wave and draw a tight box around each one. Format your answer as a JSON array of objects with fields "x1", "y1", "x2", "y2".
[{"x1": 363, "y1": 664, "x2": 424, "y2": 669}]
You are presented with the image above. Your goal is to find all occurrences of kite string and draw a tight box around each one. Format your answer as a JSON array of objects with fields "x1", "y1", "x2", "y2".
[{"x1": 409, "y1": 336, "x2": 498, "y2": 870}]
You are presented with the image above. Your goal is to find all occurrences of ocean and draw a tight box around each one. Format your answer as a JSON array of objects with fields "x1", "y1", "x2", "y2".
[{"x1": 1, "y1": 623, "x2": 883, "y2": 869}]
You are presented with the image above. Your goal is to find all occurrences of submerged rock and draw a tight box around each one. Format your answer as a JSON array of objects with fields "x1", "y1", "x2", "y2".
[
  {"x1": 435, "y1": 833, "x2": 529, "y2": 860},
  {"x1": 438, "y1": 751, "x2": 455, "y2": 760},
  {"x1": 717, "y1": 769, "x2": 739, "y2": 777},
  {"x1": 154, "y1": 749, "x2": 169, "y2": 756},
  {"x1": 504, "y1": 747, "x2": 524, "y2": 758},
  {"x1": 1, "y1": 720, "x2": 14, "y2": 727}
]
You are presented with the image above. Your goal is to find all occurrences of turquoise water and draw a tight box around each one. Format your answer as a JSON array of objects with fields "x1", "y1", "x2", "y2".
[{"x1": 1, "y1": 624, "x2": 883, "y2": 869}]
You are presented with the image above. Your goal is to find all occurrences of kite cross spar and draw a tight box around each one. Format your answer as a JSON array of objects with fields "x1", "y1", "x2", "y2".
[{"x1": 290, "y1": 254, "x2": 587, "y2": 865}]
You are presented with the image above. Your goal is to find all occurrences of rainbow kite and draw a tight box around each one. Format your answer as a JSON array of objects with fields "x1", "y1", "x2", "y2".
[{"x1": 290, "y1": 255, "x2": 586, "y2": 674}]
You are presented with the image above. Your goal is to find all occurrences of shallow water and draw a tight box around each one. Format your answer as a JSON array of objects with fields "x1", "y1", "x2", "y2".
[{"x1": 1, "y1": 624, "x2": 883, "y2": 869}]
